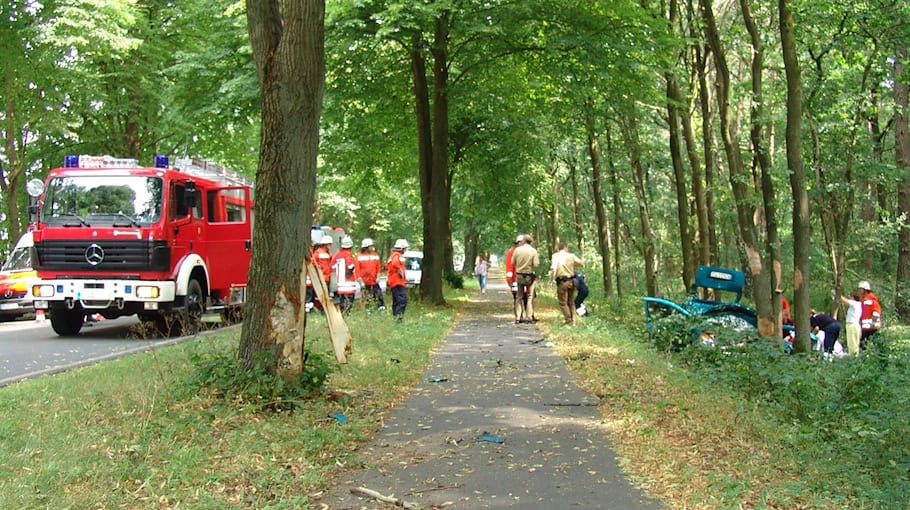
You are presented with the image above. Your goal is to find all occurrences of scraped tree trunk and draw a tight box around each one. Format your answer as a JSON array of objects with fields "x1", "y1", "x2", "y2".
[
  {"x1": 780, "y1": 0, "x2": 812, "y2": 351},
  {"x1": 701, "y1": 0, "x2": 773, "y2": 336},
  {"x1": 741, "y1": 0, "x2": 784, "y2": 334},
  {"x1": 240, "y1": 0, "x2": 324, "y2": 375}
]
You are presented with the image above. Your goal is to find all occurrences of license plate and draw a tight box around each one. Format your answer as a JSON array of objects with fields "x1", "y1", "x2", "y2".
[
  {"x1": 0, "y1": 303, "x2": 19, "y2": 310},
  {"x1": 80, "y1": 289, "x2": 111, "y2": 300}
]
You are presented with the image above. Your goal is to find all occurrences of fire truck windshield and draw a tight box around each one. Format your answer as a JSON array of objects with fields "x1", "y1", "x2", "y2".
[{"x1": 41, "y1": 176, "x2": 164, "y2": 227}]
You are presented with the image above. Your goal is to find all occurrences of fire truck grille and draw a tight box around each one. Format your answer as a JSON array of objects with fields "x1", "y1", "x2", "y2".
[{"x1": 34, "y1": 240, "x2": 170, "y2": 272}]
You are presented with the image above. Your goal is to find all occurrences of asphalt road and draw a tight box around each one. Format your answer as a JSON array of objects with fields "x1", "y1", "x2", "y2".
[{"x1": 0, "y1": 315, "x2": 196, "y2": 387}]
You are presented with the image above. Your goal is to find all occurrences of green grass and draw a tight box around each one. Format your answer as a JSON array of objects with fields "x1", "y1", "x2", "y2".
[{"x1": 0, "y1": 299, "x2": 456, "y2": 509}]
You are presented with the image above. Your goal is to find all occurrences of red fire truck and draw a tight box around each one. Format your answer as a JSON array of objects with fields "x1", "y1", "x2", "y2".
[{"x1": 29, "y1": 155, "x2": 253, "y2": 336}]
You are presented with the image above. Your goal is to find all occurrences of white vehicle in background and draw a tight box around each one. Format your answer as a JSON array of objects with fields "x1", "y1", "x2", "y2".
[
  {"x1": 403, "y1": 250, "x2": 423, "y2": 287},
  {"x1": 0, "y1": 232, "x2": 38, "y2": 321}
]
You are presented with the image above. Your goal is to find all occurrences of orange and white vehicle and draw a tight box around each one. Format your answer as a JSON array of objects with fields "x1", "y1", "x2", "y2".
[
  {"x1": 0, "y1": 232, "x2": 38, "y2": 321},
  {"x1": 29, "y1": 155, "x2": 253, "y2": 336}
]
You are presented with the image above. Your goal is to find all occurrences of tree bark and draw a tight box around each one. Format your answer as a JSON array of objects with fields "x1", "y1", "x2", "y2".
[
  {"x1": 569, "y1": 160, "x2": 586, "y2": 256},
  {"x1": 700, "y1": 0, "x2": 773, "y2": 336},
  {"x1": 240, "y1": 0, "x2": 324, "y2": 375},
  {"x1": 895, "y1": 43, "x2": 910, "y2": 320},
  {"x1": 606, "y1": 128, "x2": 623, "y2": 299},
  {"x1": 585, "y1": 98, "x2": 613, "y2": 297},
  {"x1": 740, "y1": 0, "x2": 784, "y2": 334},
  {"x1": 665, "y1": 0, "x2": 695, "y2": 290},
  {"x1": 2, "y1": 67, "x2": 24, "y2": 245},
  {"x1": 780, "y1": 0, "x2": 812, "y2": 351},
  {"x1": 619, "y1": 109, "x2": 657, "y2": 297},
  {"x1": 694, "y1": 37, "x2": 718, "y2": 265}
]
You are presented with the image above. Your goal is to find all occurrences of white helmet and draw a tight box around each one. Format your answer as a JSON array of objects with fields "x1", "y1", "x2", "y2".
[
  {"x1": 361, "y1": 237, "x2": 374, "y2": 248},
  {"x1": 515, "y1": 234, "x2": 524, "y2": 243},
  {"x1": 341, "y1": 236, "x2": 353, "y2": 248},
  {"x1": 858, "y1": 280, "x2": 872, "y2": 291},
  {"x1": 393, "y1": 238, "x2": 409, "y2": 250},
  {"x1": 319, "y1": 234, "x2": 334, "y2": 246}
]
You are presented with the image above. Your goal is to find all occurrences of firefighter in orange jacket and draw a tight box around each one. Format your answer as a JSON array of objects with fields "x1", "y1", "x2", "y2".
[
  {"x1": 305, "y1": 234, "x2": 334, "y2": 312},
  {"x1": 387, "y1": 239, "x2": 409, "y2": 321},
  {"x1": 331, "y1": 236, "x2": 357, "y2": 313},
  {"x1": 355, "y1": 237, "x2": 385, "y2": 311},
  {"x1": 857, "y1": 280, "x2": 882, "y2": 349},
  {"x1": 314, "y1": 234, "x2": 334, "y2": 283}
]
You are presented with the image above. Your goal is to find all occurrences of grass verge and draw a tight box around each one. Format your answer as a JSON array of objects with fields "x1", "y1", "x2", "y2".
[{"x1": 0, "y1": 296, "x2": 458, "y2": 509}]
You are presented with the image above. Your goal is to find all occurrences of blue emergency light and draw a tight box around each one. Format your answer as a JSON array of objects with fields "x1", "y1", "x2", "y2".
[
  {"x1": 64, "y1": 155, "x2": 80, "y2": 168},
  {"x1": 154, "y1": 155, "x2": 169, "y2": 168}
]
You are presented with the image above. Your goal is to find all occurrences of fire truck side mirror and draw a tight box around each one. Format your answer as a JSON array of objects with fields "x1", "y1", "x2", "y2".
[{"x1": 184, "y1": 181, "x2": 198, "y2": 213}]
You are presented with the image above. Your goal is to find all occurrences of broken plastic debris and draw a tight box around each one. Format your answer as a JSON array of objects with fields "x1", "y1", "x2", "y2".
[
  {"x1": 429, "y1": 377, "x2": 448, "y2": 383},
  {"x1": 476, "y1": 432, "x2": 504, "y2": 444},
  {"x1": 332, "y1": 413, "x2": 348, "y2": 424}
]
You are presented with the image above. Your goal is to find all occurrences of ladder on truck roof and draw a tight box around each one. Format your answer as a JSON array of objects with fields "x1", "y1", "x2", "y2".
[{"x1": 173, "y1": 157, "x2": 254, "y2": 188}]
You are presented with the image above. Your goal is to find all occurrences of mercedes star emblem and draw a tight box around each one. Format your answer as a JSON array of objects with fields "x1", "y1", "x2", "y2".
[{"x1": 85, "y1": 243, "x2": 105, "y2": 265}]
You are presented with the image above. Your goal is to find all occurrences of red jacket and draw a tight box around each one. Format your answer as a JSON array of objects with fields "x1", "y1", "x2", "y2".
[
  {"x1": 386, "y1": 251, "x2": 407, "y2": 288},
  {"x1": 314, "y1": 246, "x2": 333, "y2": 282},
  {"x1": 331, "y1": 248, "x2": 355, "y2": 279},
  {"x1": 355, "y1": 250, "x2": 382, "y2": 285},
  {"x1": 860, "y1": 291, "x2": 882, "y2": 332},
  {"x1": 504, "y1": 246, "x2": 517, "y2": 286}
]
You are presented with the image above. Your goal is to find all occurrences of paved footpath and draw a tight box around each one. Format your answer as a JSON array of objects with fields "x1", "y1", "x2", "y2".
[{"x1": 320, "y1": 281, "x2": 662, "y2": 509}]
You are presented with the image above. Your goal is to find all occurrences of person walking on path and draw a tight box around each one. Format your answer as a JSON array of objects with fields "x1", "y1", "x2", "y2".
[
  {"x1": 840, "y1": 292, "x2": 862, "y2": 355},
  {"x1": 387, "y1": 239, "x2": 409, "y2": 321},
  {"x1": 510, "y1": 234, "x2": 539, "y2": 324},
  {"x1": 550, "y1": 242, "x2": 584, "y2": 325},
  {"x1": 474, "y1": 254, "x2": 489, "y2": 293},
  {"x1": 857, "y1": 280, "x2": 882, "y2": 349},
  {"x1": 319, "y1": 289, "x2": 662, "y2": 510},
  {"x1": 355, "y1": 238, "x2": 385, "y2": 312}
]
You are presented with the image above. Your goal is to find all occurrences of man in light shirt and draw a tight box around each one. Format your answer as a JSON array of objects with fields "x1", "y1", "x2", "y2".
[{"x1": 550, "y1": 242, "x2": 584, "y2": 325}]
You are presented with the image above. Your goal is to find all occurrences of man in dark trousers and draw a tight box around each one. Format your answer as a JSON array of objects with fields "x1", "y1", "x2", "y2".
[{"x1": 810, "y1": 310, "x2": 842, "y2": 353}]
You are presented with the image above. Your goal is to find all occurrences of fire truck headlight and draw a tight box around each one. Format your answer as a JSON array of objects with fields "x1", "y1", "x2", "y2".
[
  {"x1": 136, "y1": 286, "x2": 160, "y2": 299},
  {"x1": 33, "y1": 285, "x2": 55, "y2": 298}
]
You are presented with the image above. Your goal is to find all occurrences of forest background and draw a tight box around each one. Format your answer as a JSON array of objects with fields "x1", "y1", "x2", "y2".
[{"x1": 1, "y1": 0, "x2": 909, "y2": 342}]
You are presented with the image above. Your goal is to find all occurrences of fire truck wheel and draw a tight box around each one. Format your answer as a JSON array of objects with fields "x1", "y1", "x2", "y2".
[
  {"x1": 50, "y1": 308, "x2": 85, "y2": 336},
  {"x1": 179, "y1": 278, "x2": 205, "y2": 335}
]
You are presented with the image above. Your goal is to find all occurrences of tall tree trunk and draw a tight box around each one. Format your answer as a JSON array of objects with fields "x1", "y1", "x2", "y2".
[
  {"x1": 417, "y1": 13, "x2": 451, "y2": 306},
  {"x1": 606, "y1": 129, "x2": 623, "y2": 299},
  {"x1": 240, "y1": 0, "x2": 324, "y2": 375},
  {"x1": 569, "y1": 160, "x2": 586, "y2": 256},
  {"x1": 863, "y1": 84, "x2": 884, "y2": 274},
  {"x1": 546, "y1": 157, "x2": 560, "y2": 256},
  {"x1": 666, "y1": 77, "x2": 695, "y2": 290},
  {"x1": 741, "y1": 0, "x2": 784, "y2": 333},
  {"x1": 700, "y1": 0, "x2": 773, "y2": 336},
  {"x1": 894, "y1": 43, "x2": 910, "y2": 320},
  {"x1": 780, "y1": 0, "x2": 811, "y2": 351},
  {"x1": 695, "y1": 40, "x2": 718, "y2": 264},
  {"x1": 464, "y1": 222, "x2": 478, "y2": 276},
  {"x1": 2, "y1": 68, "x2": 24, "y2": 245},
  {"x1": 665, "y1": 0, "x2": 695, "y2": 290},
  {"x1": 585, "y1": 99, "x2": 613, "y2": 297},
  {"x1": 619, "y1": 109, "x2": 657, "y2": 297}
]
